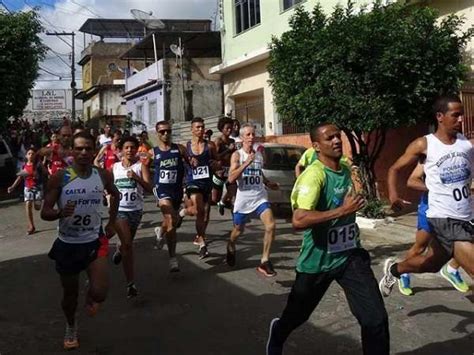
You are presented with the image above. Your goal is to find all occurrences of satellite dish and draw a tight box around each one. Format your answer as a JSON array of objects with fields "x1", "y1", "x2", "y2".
[
  {"x1": 130, "y1": 9, "x2": 165, "y2": 30},
  {"x1": 108, "y1": 62, "x2": 118, "y2": 72},
  {"x1": 170, "y1": 44, "x2": 183, "y2": 57}
]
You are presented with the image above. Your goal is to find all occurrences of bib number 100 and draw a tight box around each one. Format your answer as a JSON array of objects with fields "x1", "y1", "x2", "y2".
[{"x1": 452, "y1": 185, "x2": 470, "y2": 202}]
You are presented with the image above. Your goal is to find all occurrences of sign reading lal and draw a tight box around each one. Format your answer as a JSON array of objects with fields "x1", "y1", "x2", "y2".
[{"x1": 32, "y1": 90, "x2": 66, "y2": 110}]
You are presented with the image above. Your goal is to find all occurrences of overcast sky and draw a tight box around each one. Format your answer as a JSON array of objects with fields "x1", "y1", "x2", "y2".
[{"x1": 3, "y1": 0, "x2": 218, "y2": 89}]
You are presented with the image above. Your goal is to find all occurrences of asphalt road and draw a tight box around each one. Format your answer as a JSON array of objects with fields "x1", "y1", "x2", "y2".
[{"x1": 0, "y1": 196, "x2": 472, "y2": 355}]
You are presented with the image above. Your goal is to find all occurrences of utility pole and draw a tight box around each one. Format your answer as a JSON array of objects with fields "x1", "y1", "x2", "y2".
[{"x1": 46, "y1": 32, "x2": 76, "y2": 121}]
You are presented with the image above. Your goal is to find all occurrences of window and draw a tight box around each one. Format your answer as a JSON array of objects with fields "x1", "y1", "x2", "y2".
[
  {"x1": 235, "y1": 0, "x2": 260, "y2": 35},
  {"x1": 148, "y1": 100, "x2": 157, "y2": 127},
  {"x1": 136, "y1": 104, "x2": 143, "y2": 123},
  {"x1": 282, "y1": 0, "x2": 303, "y2": 11}
]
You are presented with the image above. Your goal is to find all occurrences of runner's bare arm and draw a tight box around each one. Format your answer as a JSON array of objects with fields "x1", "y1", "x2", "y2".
[
  {"x1": 208, "y1": 141, "x2": 222, "y2": 172},
  {"x1": 7, "y1": 176, "x2": 22, "y2": 193},
  {"x1": 100, "y1": 169, "x2": 119, "y2": 237},
  {"x1": 178, "y1": 143, "x2": 194, "y2": 167},
  {"x1": 228, "y1": 150, "x2": 253, "y2": 184},
  {"x1": 93, "y1": 145, "x2": 107, "y2": 168},
  {"x1": 40, "y1": 171, "x2": 64, "y2": 221},
  {"x1": 262, "y1": 172, "x2": 279, "y2": 190},
  {"x1": 128, "y1": 164, "x2": 153, "y2": 193},
  {"x1": 293, "y1": 193, "x2": 365, "y2": 229},
  {"x1": 407, "y1": 163, "x2": 427, "y2": 192},
  {"x1": 295, "y1": 162, "x2": 305, "y2": 178},
  {"x1": 387, "y1": 137, "x2": 427, "y2": 210}
]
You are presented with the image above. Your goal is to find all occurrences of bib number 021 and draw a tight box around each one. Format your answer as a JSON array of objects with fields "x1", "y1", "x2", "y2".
[
  {"x1": 327, "y1": 223, "x2": 358, "y2": 253},
  {"x1": 192, "y1": 166, "x2": 209, "y2": 179}
]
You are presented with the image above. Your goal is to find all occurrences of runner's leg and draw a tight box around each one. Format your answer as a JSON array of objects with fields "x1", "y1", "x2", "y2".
[
  {"x1": 259, "y1": 208, "x2": 275, "y2": 263},
  {"x1": 85, "y1": 255, "x2": 108, "y2": 312},
  {"x1": 60, "y1": 273, "x2": 80, "y2": 326},
  {"x1": 115, "y1": 219, "x2": 135, "y2": 284},
  {"x1": 453, "y1": 241, "x2": 474, "y2": 278},
  {"x1": 25, "y1": 200, "x2": 35, "y2": 233},
  {"x1": 337, "y1": 249, "x2": 389, "y2": 355},
  {"x1": 160, "y1": 201, "x2": 177, "y2": 258}
]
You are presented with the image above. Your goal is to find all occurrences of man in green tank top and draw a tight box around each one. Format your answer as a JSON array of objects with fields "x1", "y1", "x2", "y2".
[{"x1": 266, "y1": 123, "x2": 389, "y2": 355}]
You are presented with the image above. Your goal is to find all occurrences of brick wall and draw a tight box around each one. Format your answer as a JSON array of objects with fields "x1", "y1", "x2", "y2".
[{"x1": 264, "y1": 123, "x2": 429, "y2": 203}]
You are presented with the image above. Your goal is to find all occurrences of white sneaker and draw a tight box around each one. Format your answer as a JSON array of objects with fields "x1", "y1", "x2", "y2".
[
  {"x1": 169, "y1": 257, "x2": 180, "y2": 272},
  {"x1": 379, "y1": 258, "x2": 397, "y2": 297},
  {"x1": 154, "y1": 227, "x2": 165, "y2": 250}
]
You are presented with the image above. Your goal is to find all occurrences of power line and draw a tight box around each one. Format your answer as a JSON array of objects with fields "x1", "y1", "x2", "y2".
[{"x1": 70, "y1": 0, "x2": 102, "y2": 18}]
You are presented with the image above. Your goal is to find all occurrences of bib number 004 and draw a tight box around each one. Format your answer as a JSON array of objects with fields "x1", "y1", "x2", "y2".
[
  {"x1": 327, "y1": 223, "x2": 358, "y2": 253},
  {"x1": 452, "y1": 184, "x2": 470, "y2": 202}
]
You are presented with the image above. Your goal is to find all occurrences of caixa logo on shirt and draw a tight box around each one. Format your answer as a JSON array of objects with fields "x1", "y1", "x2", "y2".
[{"x1": 64, "y1": 188, "x2": 86, "y2": 195}]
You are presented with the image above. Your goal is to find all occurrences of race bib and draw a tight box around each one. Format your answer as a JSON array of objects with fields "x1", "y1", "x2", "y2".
[
  {"x1": 192, "y1": 166, "x2": 210, "y2": 180},
  {"x1": 159, "y1": 170, "x2": 177, "y2": 184},
  {"x1": 222, "y1": 166, "x2": 230, "y2": 178},
  {"x1": 327, "y1": 223, "x2": 358, "y2": 253}
]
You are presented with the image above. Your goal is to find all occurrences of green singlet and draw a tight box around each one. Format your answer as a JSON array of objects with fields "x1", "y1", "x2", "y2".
[{"x1": 291, "y1": 159, "x2": 360, "y2": 274}]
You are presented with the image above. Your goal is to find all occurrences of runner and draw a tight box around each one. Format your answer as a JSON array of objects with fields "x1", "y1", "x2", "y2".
[
  {"x1": 94, "y1": 130, "x2": 121, "y2": 170},
  {"x1": 226, "y1": 123, "x2": 279, "y2": 276},
  {"x1": 8, "y1": 147, "x2": 46, "y2": 234},
  {"x1": 39, "y1": 125, "x2": 74, "y2": 175},
  {"x1": 150, "y1": 121, "x2": 188, "y2": 271},
  {"x1": 41, "y1": 131, "x2": 119, "y2": 350},
  {"x1": 397, "y1": 162, "x2": 469, "y2": 295},
  {"x1": 379, "y1": 95, "x2": 474, "y2": 297},
  {"x1": 266, "y1": 123, "x2": 389, "y2": 355},
  {"x1": 111, "y1": 136, "x2": 152, "y2": 298},
  {"x1": 212, "y1": 116, "x2": 237, "y2": 215},
  {"x1": 231, "y1": 119, "x2": 242, "y2": 149},
  {"x1": 180, "y1": 117, "x2": 220, "y2": 259},
  {"x1": 98, "y1": 123, "x2": 112, "y2": 147}
]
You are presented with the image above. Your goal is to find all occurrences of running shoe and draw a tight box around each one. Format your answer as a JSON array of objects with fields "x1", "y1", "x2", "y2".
[
  {"x1": 112, "y1": 249, "x2": 122, "y2": 265},
  {"x1": 226, "y1": 245, "x2": 236, "y2": 267},
  {"x1": 379, "y1": 258, "x2": 397, "y2": 297},
  {"x1": 257, "y1": 260, "x2": 276, "y2": 277},
  {"x1": 127, "y1": 283, "x2": 139, "y2": 299},
  {"x1": 63, "y1": 322, "x2": 79, "y2": 350},
  {"x1": 217, "y1": 201, "x2": 225, "y2": 216},
  {"x1": 154, "y1": 227, "x2": 165, "y2": 250},
  {"x1": 199, "y1": 244, "x2": 210, "y2": 259},
  {"x1": 398, "y1": 274, "x2": 413, "y2": 296},
  {"x1": 440, "y1": 265, "x2": 469, "y2": 293},
  {"x1": 266, "y1": 318, "x2": 282, "y2": 355},
  {"x1": 169, "y1": 257, "x2": 180, "y2": 272}
]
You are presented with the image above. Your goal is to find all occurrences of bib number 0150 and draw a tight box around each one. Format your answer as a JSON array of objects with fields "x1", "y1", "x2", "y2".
[{"x1": 327, "y1": 223, "x2": 358, "y2": 253}]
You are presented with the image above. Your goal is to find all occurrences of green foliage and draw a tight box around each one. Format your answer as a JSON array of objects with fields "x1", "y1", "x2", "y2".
[
  {"x1": 269, "y1": 1, "x2": 473, "y2": 132},
  {"x1": 0, "y1": 10, "x2": 46, "y2": 129},
  {"x1": 269, "y1": 1, "x2": 473, "y2": 200},
  {"x1": 360, "y1": 197, "x2": 386, "y2": 219}
]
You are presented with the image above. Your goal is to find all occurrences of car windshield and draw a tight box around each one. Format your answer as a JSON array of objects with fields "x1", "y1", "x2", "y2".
[{"x1": 264, "y1": 146, "x2": 305, "y2": 170}]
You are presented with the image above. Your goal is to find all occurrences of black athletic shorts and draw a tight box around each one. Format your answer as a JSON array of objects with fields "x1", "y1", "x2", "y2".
[
  {"x1": 185, "y1": 183, "x2": 212, "y2": 202},
  {"x1": 48, "y1": 236, "x2": 109, "y2": 275}
]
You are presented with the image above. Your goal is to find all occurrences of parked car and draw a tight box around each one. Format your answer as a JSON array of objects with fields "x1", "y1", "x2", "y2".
[
  {"x1": 0, "y1": 137, "x2": 16, "y2": 182},
  {"x1": 260, "y1": 143, "x2": 306, "y2": 207}
]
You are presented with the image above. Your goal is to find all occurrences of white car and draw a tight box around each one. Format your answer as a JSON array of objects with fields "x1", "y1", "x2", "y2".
[{"x1": 260, "y1": 143, "x2": 306, "y2": 207}]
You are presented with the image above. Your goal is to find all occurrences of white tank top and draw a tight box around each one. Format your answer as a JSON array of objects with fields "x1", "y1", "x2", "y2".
[
  {"x1": 113, "y1": 161, "x2": 144, "y2": 211},
  {"x1": 424, "y1": 133, "x2": 473, "y2": 220},
  {"x1": 58, "y1": 167, "x2": 104, "y2": 243},
  {"x1": 233, "y1": 148, "x2": 268, "y2": 214}
]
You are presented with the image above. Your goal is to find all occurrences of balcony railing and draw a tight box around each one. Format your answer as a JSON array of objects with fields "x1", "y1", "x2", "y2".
[{"x1": 125, "y1": 60, "x2": 164, "y2": 93}]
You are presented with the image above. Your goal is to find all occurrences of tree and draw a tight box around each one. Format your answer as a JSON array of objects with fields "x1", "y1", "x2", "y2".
[
  {"x1": 269, "y1": 1, "x2": 473, "y2": 204},
  {"x1": 0, "y1": 10, "x2": 46, "y2": 129}
]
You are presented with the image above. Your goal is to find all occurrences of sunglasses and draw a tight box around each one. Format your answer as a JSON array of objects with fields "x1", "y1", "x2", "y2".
[{"x1": 158, "y1": 129, "x2": 172, "y2": 135}]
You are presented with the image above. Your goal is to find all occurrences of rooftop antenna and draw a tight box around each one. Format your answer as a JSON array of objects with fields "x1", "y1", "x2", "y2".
[{"x1": 130, "y1": 9, "x2": 165, "y2": 81}]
